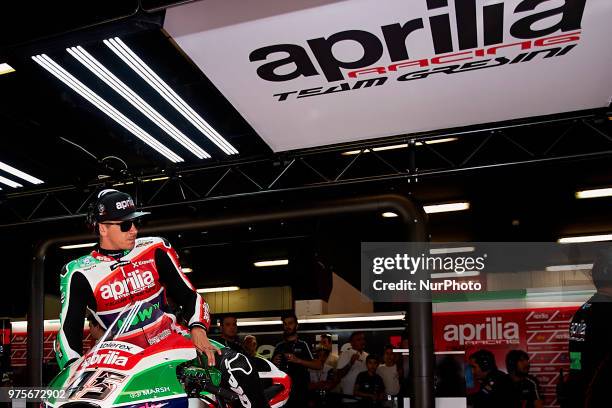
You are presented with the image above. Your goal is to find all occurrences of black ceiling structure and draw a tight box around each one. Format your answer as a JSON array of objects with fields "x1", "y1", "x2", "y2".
[{"x1": 0, "y1": 110, "x2": 610, "y2": 227}]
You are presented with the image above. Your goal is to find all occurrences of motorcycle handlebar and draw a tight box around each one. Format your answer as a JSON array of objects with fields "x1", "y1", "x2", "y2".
[{"x1": 202, "y1": 383, "x2": 239, "y2": 402}]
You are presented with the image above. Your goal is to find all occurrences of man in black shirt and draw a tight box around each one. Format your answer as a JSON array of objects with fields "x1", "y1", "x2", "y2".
[
  {"x1": 273, "y1": 311, "x2": 322, "y2": 408},
  {"x1": 558, "y1": 249, "x2": 612, "y2": 408},
  {"x1": 505, "y1": 350, "x2": 543, "y2": 408},
  {"x1": 217, "y1": 315, "x2": 244, "y2": 353},
  {"x1": 468, "y1": 349, "x2": 514, "y2": 408},
  {"x1": 354, "y1": 355, "x2": 385, "y2": 407}
]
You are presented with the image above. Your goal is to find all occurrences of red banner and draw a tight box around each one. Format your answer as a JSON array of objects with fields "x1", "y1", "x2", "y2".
[{"x1": 434, "y1": 306, "x2": 578, "y2": 408}]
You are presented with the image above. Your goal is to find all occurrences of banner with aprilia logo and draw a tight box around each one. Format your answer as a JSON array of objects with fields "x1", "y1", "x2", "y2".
[{"x1": 165, "y1": 0, "x2": 612, "y2": 152}]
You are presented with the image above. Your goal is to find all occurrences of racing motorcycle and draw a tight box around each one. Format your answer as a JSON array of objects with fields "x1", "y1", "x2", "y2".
[{"x1": 45, "y1": 301, "x2": 291, "y2": 408}]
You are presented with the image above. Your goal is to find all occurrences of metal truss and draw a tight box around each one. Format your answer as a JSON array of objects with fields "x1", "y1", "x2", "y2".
[{"x1": 1, "y1": 112, "x2": 611, "y2": 227}]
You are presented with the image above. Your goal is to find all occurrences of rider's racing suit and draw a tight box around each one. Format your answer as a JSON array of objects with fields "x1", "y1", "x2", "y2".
[{"x1": 57, "y1": 237, "x2": 269, "y2": 407}]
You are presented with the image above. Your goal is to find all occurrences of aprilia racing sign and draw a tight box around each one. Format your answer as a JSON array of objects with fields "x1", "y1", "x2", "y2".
[
  {"x1": 165, "y1": 0, "x2": 612, "y2": 151},
  {"x1": 250, "y1": 0, "x2": 584, "y2": 101}
]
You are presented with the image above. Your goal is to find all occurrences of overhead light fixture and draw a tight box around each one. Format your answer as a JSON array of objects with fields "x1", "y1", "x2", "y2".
[
  {"x1": 429, "y1": 246, "x2": 475, "y2": 255},
  {"x1": 0, "y1": 160, "x2": 44, "y2": 185},
  {"x1": 60, "y1": 242, "x2": 97, "y2": 250},
  {"x1": 341, "y1": 138, "x2": 458, "y2": 155},
  {"x1": 558, "y1": 234, "x2": 612, "y2": 244},
  {"x1": 143, "y1": 176, "x2": 169, "y2": 182},
  {"x1": 68, "y1": 46, "x2": 210, "y2": 160},
  {"x1": 430, "y1": 271, "x2": 480, "y2": 279},
  {"x1": 197, "y1": 286, "x2": 240, "y2": 293},
  {"x1": 576, "y1": 188, "x2": 612, "y2": 199},
  {"x1": 0, "y1": 175, "x2": 23, "y2": 188},
  {"x1": 254, "y1": 259, "x2": 289, "y2": 267},
  {"x1": 424, "y1": 202, "x2": 470, "y2": 214},
  {"x1": 237, "y1": 312, "x2": 405, "y2": 327},
  {"x1": 181, "y1": 267, "x2": 193, "y2": 273},
  {"x1": 545, "y1": 264, "x2": 593, "y2": 272},
  {"x1": 382, "y1": 212, "x2": 398, "y2": 218},
  {"x1": 301, "y1": 313, "x2": 405, "y2": 324},
  {"x1": 32, "y1": 54, "x2": 183, "y2": 163},
  {"x1": 420, "y1": 137, "x2": 458, "y2": 145},
  {"x1": 0, "y1": 63, "x2": 15, "y2": 75},
  {"x1": 104, "y1": 37, "x2": 238, "y2": 156}
]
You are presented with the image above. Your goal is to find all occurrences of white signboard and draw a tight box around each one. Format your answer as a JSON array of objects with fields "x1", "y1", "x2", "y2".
[{"x1": 165, "y1": 0, "x2": 612, "y2": 152}]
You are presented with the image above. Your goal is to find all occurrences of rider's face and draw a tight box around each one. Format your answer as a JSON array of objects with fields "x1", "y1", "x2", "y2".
[{"x1": 99, "y1": 220, "x2": 139, "y2": 250}]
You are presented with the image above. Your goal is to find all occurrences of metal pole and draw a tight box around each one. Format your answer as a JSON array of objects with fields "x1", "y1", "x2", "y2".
[
  {"x1": 28, "y1": 194, "x2": 433, "y2": 406},
  {"x1": 27, "y1": 242, "x2": 50, "y2": 387}
]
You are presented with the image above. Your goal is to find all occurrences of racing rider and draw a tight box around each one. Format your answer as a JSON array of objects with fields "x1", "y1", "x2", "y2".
[{"x1": 57, "y1": 189, "x2": 269, "y2": 407}]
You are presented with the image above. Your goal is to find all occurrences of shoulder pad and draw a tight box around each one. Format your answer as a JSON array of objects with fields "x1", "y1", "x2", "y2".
[{"x1": 62, "y1": 255, "x2": 96, "y2": 276}]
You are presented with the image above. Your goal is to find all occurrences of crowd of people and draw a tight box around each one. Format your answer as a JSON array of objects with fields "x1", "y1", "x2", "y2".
[
  {"x1": 214, "y1": 312, "x2": 404, "y2": 408},
  {"x1": 213, "y1": 310, "x2": 553, "y2": 408},
  {"x1": 467, "y1": 349, "x2": 542, "y2": 408}
]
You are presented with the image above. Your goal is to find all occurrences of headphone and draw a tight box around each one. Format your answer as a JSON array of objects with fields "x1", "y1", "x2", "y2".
[
  {"x1": 470, "y1": 349, "x2": 497, "y2": 372},
  {"x1": 85, "y1": 189, "x2": 119, "y2": 233}
]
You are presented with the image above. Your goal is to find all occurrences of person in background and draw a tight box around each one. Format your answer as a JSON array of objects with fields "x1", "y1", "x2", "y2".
[
  {"x1": 243, "y1": 334, "x2": 263, "y2": 358},
  {"x1": 558, "y1": 249, "x2": 612, "y2": 408},
  {"x1": 395, "y1": 331, "x2": 410, "y2": 401},
  {"x1": 354, "y1": 355, "x2": 385, "y2": 407},
  {"x1": 319, "y1": 333, "x2": 339, "y2": 369},
  {"x1": 218, "y1": 315, "x2": 244, "y2": 353},
  {"x1": 273, "y1": 311, "x2": 322, "y2": 408},
  {"x1": 467, "y1": 349, "x2": 514, "y2": 408},
  {"x1": 376, "y1": 346, "x2": 400, "y2": 401},
  {"x1": 505, "y1": 350, "x2": 543, "y2": 408},
  {"x1": 336, "y1": 331, "x2": 369, "y2": 404},
  {"x1": 309, "y1": 346, "x2": 337, "y2": 406},
  {"x1": 86, "y1": 313, "x2": 105, "y2": 343}
]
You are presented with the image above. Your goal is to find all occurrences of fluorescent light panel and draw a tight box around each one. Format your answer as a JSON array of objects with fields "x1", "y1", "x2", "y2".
[
  {"x1": 0, "y1": 63, "x2": 15, "y2": 75},
  {"x1": 341, "y1": 138, "x2": 458, "y2": 155},
  {"x1": 31, "y1": 54, "x2": 183, "y2": 163},
  {"x1": 382, "y1": 212, "x2": 398, "y2": 218},
  {"x1": 424, "y1": 202, "x2": 470, "y2": 214},
  {"x1": 0, "y1": 175, "x2": 22, "y2": 188},
  {"x1": 181, "y1": 267, "x2": 193, "y2": 273},
  {"x1": 67, "y1": 46, "x2": 210, "y2": 159},
  {"x1": 237, "y1": 313, "x2": 405, "y2": 327},
  {"x1": 429, "y1": 246, "x2": 475, "y2": 255},
  {"x1": 104, "y1": 37, "x2": 238, "y2": 156},
  {"x1": 576, "y1": 188, "x2": 612, "y2": 199},
  {"x1": 0, "y1": 161, "x2": 43, "y2": 184},
  {"x1": 558, "y1": 234, "x2": 612, "y2": 243},
  {"x1": 254, "y1": 259, "x2": 289, "y2": 267},
  {"x1": 301, "y1": 314, "x2": 404, "y2": 323},
  {"x1": 197, "y1": 286, "x2": 240, "y2": 293},
  {"x1": 60, "y1": 242, "x2": 97, "y2": 250},
  {"x1": 545, "y1": 264, "x2": 593, "y2": 272}
]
